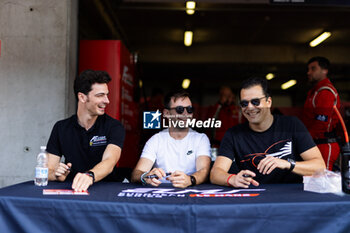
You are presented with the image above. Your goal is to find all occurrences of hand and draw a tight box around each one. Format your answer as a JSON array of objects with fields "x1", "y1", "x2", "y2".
[
  {"x1": 228, "y1": 170, "x2": 259, "y2": 188},
  {"x1": 55, "y1": 163, "x2": 72, "y2": 182},
  {"x1": 72, "y1": 172, "x2": 93, "y2": 192},
  {"x1": 167, "y1": 171, "x2": 191, "y2": 188},
  {"x1": 257, "y1": 156, "x2": 290, "y2": 175},
  {"x1": 144, "y1": 168, "x2": 167, "y2": 187}
]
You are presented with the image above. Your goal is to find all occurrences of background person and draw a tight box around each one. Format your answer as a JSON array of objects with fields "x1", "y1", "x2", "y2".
[
  {"x1": 302, "y1": 56, "x2": 341, "y2": 171},
  {"x1": 47, "y1": 70, "x2": 125, "y2": 192},
  {"x1": 206, "y1": 86, "x2": 242, "y2": 148}
]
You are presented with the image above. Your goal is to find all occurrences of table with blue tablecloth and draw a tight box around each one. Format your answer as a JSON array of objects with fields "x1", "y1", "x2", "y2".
[{"x1": 1, "y1": 181, "x2": 350, "y2": 233}]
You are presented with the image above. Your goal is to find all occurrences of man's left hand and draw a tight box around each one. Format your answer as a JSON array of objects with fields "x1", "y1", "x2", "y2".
[
  {"x1": 167, "y1": 171, "x2": 191, "y2": 188},
  {"x1": 257, "y1": 156, "x2": 290, "y2": 175},
  {"x1": 72, "y1": 172, "x2": 93, "y2": 192}
]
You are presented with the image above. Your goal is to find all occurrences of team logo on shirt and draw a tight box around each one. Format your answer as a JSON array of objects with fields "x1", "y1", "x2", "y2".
[
  {"x1": 143, "y1": 110, "x2": 162, "y2": 129},
  {"x1": 315, "y1": 114, "x2": 328, "y2": 122},
  {"x1": 90, "y1": 136, "x2": 107, "y2": 146},
  {"x1": 187, "y1": 150, "x2": 193, "y2": 155},
  {"x1": 242, "y1": 140, "x2": 292, "y2": 167}
]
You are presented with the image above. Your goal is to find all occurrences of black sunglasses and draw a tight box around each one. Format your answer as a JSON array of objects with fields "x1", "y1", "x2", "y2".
[
  {"x1": 167, "y1": 106, "x2": 194, "y2": 114},
  {"x1": 239, "y1": 96, "x2": 267, "y2": 108}
]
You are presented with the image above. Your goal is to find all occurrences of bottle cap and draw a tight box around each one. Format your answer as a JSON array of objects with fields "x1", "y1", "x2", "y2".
[{"x1": 40, "y1": 146, "x2": 46, "y2": 151}]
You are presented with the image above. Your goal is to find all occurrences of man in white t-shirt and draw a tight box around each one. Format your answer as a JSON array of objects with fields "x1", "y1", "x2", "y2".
[{"x1": 131, "y1": 90, "x2": 211, "y2": 188}]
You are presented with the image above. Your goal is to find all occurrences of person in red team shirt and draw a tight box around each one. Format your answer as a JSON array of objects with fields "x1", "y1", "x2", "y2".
[
  {"x1": 302, "y1": 56, "x2": 341, "y2": 171},
  {"x1": 207, "y1": 86, "x2": 242, "y2": 148}
]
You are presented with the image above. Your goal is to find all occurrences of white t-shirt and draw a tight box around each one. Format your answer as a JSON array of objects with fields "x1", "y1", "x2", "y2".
[{"x1": 141, "y1": 128, "x2": 211, "y2": 176}]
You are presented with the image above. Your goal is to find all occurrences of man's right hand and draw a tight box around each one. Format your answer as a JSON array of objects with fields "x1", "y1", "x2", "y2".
[
  {"x1": 55, "y1": 163, "x2": 72, "y2": 182},
  {"x1": 143, "y1": 168, "x2": 167, "y2": 186},
  {"x1": 228, "y1": 170, "x2": 259, "y2": 188}
]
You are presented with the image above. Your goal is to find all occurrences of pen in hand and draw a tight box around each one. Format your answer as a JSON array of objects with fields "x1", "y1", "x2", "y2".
[
  {"x1": 145, "y1": 172, "x2": 172, "y2": 179},
  {"x1": 60, "y1": 156, "x2": 71, "y2": 172}
]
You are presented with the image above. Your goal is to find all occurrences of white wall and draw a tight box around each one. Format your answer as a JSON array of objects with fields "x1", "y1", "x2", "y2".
[{"x1": 0, "y1": 0, "x2": 77, "y2": 187}]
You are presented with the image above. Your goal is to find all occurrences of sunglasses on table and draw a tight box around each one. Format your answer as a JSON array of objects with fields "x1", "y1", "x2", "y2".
[
  {"x1": 167, "y1": 106, "x2": 194, "y2": 114},
  {"x1": 239, "y1": 96, "x2": 267, "y2": 108}
]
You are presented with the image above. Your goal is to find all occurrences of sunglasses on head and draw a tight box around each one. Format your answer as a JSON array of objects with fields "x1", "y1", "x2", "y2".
[
  {"x1": 239, "y1": 96, "x2": 267, "y2": 108},
  {"x1": 167, "y1": 106, "x2": 194, "y2": 114}
]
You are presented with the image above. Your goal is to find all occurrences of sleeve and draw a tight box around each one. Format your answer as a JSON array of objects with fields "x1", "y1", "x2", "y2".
[
  {"x1": 308, "y1": 89, "x2": 337, "y2": 138},
  {"x1": 196, "y1": 134, "x2": 211, "y2": 158},
  {"x1": 314, "y1": 89, "x2": 337, "y2": 116},
  {"x1": 218, "y1": 129, "x2": 235, "y2": 160},
  {"x1": 218, "y1": 129, "x2": 240, "y2": 174},
  {"x1": 140, "y1": 134, "x2": 159, "y2": 163},
  {"x1": 46, "y1": 122, "x2": 62, "y2": 157},
  {"x1": 293, "y1": 117, "x2": 317, "y2": 155},
  {"x1": 108, "y1": 121, "x2": 125, "y2": 149}
]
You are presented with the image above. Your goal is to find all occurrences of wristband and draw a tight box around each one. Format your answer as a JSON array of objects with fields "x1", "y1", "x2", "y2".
[
  {"x1": 140, "y1": 172, "x2": 148, "y2": 185},
  {"x1": 226, "y1": 174, "x2": 236, "y2": 187}
]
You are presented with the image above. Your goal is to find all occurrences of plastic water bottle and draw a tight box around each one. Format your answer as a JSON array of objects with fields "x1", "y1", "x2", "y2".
[
  {"x1": 341, "y1": 143, "x2": 350, "y2": 194},
  {"x1": 34, "y1": 146, "x2": 48, "y2": 186}
]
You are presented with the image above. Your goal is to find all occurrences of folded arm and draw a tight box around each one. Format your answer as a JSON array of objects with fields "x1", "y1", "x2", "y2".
[
  {"x1": 168, "y1": 155, "x2": 211, "y2": 188},
  {"x1": 210, "y1": 156, "x2": 259, "y2": 188},
  {"x1": 72, "y1": 144, "x2": 122, "y2": 191},
  {"x1": 293, "y1": 146, "x2": 326, "y2": 176},
  {"x1": 131, "y1": 157, "x2": 166, "y2": 186},
  {"x1": 254, "y1": 146, "x2": 325, "y2": 176},
  {"x1": 48, "y1": 153, "x2": 71, "y2": 182},
  {"x1": 189, "y1": 155, "x2": 211, "y2": 185}
]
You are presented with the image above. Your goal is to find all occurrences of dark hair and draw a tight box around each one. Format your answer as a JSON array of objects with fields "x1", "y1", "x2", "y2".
[
  {"x1": 74, "y1": 70, "x2": 111, "y2": 98},
  {"x1": 164, "y1": 90, "x2": 191, "y2": 109},
  {"x1": 307, "y1": 56, "x2": 330, "y2": 70},
  {"x1": 239, "y1": 77, "x2": 270, "y2": 99}
]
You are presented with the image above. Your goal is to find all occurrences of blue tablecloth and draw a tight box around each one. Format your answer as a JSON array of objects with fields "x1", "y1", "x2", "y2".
[{"x1": 1, "y1": 181, "x2": 350, "y2": 233}]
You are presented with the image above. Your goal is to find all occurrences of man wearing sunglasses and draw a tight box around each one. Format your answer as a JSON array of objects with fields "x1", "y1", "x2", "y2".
[
  {"x1": 302, "y1": 57, "x2": 341, "y2": 171},
  {"x1": 210, "y1": 77, "x2": 325, "y2": 188},
  {"x1": 131, "y1": 90, "x2": 211, "y2": 188}
]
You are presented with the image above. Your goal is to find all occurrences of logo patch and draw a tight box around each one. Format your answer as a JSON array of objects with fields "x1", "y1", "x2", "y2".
[
  {"x1": 187, "y1": 150, "x2": 193, "y2": 155},
  {"x1": 243, "y1": 140, "x2": 292, "y2": 168},
  {"x1": 90, "y1": 136, "x2": 107, "y2": 146},
  {"x1": 315, "y1": 114, "x2": 328, "y2": 122},
  {"x1": 143, "y1": 110, "x2": 161, "y2": 129}
]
